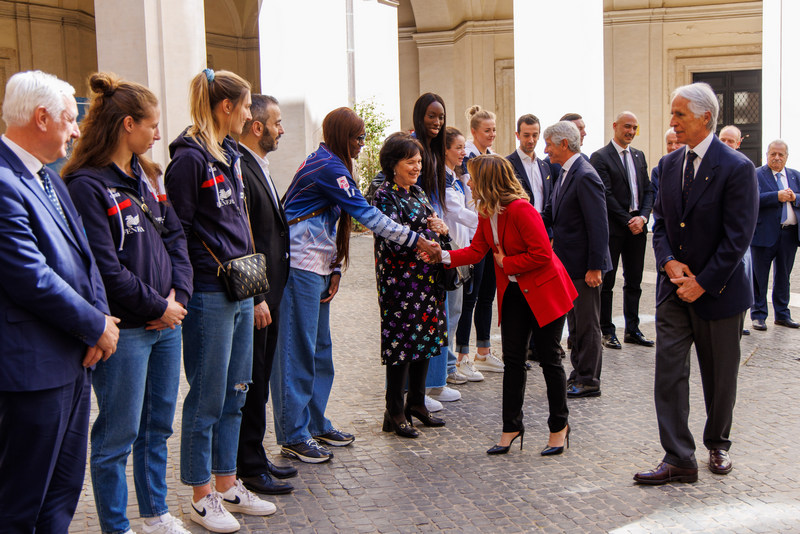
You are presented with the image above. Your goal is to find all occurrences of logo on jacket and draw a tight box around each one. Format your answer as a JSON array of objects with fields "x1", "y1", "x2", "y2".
[
  {"x1": 124, "y1": 213, "x2": 144, "y2": 234},
  {"x1": 216, "y1": 187, "x2": 235, "y2": 208}
]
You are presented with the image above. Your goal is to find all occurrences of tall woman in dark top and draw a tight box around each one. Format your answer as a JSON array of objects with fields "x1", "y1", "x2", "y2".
[
  {"x1": 65, "y1": 73, "x2": 193, "y2": 534},
  {"x1": 444, "y1": 155, "x2": 577, "y2": 455},
  {"x1": 411, "y1": 93, "x2": 455, "y2": 403},
  {"x1": 457, "y1": 105, "x2": 503, "y2": 373},
  {"x1": 165, "y1": 69, "x2": 275, "y2": 532},
  {"x1": 373, "y1": 132, "x2": 449, "y2": 437}
]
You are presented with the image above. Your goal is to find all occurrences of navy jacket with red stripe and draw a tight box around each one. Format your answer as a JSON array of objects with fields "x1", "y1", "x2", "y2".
[{"x1": 65, "y1": 156, "x2": 193, "y2": 328}]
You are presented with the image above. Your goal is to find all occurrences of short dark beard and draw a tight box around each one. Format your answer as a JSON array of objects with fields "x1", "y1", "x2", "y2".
[{"x1": 259, "y1": 131, "x2": 277, "y2": 154}]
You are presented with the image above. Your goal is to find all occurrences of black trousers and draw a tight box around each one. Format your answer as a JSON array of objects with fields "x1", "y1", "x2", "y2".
[
  {"x1": 601, "y1": 231, "x2": 647, "y2": 336},
  {"x1": 237, "y1": 305, "x2": 280, "y2": 477},
  {"x1": 500, "y1": 282, "x2": 568, "y2": 433},
  {"x1": 654, "y1": 293, "x2": 744, "y2": 468},
  {"x1": 385, "y1": 358, "x2": 430, "y2": 417},
  {"x1": 0, "y1": 370, "x2": 91, "y2": 533}
]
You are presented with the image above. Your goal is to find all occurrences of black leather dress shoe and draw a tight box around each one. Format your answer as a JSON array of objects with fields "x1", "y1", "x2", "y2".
[
  {"x1": 602, "y1": 334, "x2": 621, "y2": 350},
  {"x1": 266, "y1": 458, "x2": 298, "y2": 479},
  {"x1": 566, "y1": 384, "x2": 601, "y2": 398},
  {"x1": 752, "y1": 319, "x2": 767, "y2": 331},
  {"x1": 775, "y1": 318, "x2": 800, "y2": 328},
  {"x1": 240, "y1": 473, "x2": 294, "y2": 495},
  {"x1": 708, "y1": 449, "x2": 733, "y2": 474},
  {"x1": 742, "y1": 329, "x2": 750, "y2": 336},
  {"x1": 634, "y1": 462, "x2": 698, "y2": 485},
  {"x1": 623, "y1": 331, "x2": 655, "y2": 347}
]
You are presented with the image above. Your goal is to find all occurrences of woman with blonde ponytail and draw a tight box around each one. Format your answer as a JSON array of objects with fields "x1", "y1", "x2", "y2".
[
  {"x1": 164, "y1": 69, "x2": 276, "y2": 532},
  {"x1": 64, "y1": 72, "x2": 193, "y2": 534}
]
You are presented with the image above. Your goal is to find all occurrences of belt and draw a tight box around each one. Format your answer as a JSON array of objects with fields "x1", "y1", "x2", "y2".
[{"x1": 287, "y1": 206, "x2": 328, "y2": 226}]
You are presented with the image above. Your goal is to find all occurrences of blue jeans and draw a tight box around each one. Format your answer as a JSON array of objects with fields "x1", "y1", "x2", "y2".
[
  {"x1": 446, "y1": 288, "x2": 463, "y2": 375},
  {"x1": 180, "y1": 292, "x2": 253, "y2": 485},
  {"x1": 270, "y1": 268, "x2": 335, "y2": 445},
  {"x1": 90, "y1": 326, "x2": 182, "y2": 534}
]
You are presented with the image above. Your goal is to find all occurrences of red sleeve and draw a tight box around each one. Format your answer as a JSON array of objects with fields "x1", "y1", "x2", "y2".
[{"x1": 501, "y1": 202, "x2": 554, "y2": 275}]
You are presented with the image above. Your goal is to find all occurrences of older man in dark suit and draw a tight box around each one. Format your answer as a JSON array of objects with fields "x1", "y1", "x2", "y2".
[
  {"x1": 541, "y1": 121, "x2": 611, "y2": 398},
  {"x1": 0, "y1": 70, "x2": 119, "y2": 531},
  {"x1": 634, "y1": 82, "x2": 757, "y2": 485},
  {"x1": 590, "y1": 111, "x2": 654, "y2": 350},
  {"x1": 750, "y1": 139, "x2": 800, "y2": 331},
  {"x1": 236, "y1": 95, "x2": 297, "y2": 494}
]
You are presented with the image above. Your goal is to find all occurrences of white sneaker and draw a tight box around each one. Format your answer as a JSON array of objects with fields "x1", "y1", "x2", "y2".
[
  {"x1": 446, "y1": 370, "x2": 468, "y2": 385},
  {"x1": 473, "y1": 352, "x2": 504, "y2": 372},
  {"x1": 190, "y1": 493, "x2": 239, "y2": 533},
  {"x1": 457, "y1": 359, "x2": 485, "y2": 382},
  {"x1": 142, "y1": 513, "x2": 191, "y2": 534},
  {"x1": 427, "y1": 386, "x2": 461, "y2": 402},
  {"x1": 424, "y1": 395, "x2": 443, "y2": 412},
  {"x1": 221, "y1": 479, "x2": 277, "y2": 516}
]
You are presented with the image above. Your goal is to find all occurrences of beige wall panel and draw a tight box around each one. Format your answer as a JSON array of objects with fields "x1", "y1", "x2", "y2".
[{"x1": 398, "y1": 34, "x2": 419, "y2": 131}]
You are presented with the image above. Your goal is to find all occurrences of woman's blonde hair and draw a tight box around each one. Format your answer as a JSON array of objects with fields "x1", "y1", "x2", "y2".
[
  {"x1": 188, "y1": 69, "x2": 250, "y2": 164},
  {"x1": 465, "y1": 105, "x2": 496, "y2": 132},
  {"x1": 62, "y1": 72, "x2": 160, "y2": 187},
  {"x1": 466, "y1": 154, "x2": 528, "y2": 217}
]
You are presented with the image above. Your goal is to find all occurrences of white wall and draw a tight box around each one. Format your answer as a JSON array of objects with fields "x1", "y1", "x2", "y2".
[
  {"x1": 512, "y1": 0, "x2": 604, "y2": 156},
  {"x1": 763, "y1": 0, "x2": 799, "y2": 156}
]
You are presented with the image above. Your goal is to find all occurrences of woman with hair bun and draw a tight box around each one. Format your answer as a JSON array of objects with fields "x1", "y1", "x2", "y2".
[
  {"x1": 165, "y1": 69, "x2": 275, "y2": 533},
  {"x1": 271, "y1": 107, "x2": 442, "y2": 461},
  {"x1": 456, "y1": 105, "x2": 503, "y2": 375},
  {"x1": 64, "y1": 73, "x2": 193, "y2": 534}
]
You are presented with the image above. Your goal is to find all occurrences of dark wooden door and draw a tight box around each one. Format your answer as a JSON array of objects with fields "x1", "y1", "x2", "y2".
[{"x1": 693, "y1": 70, "x2": 762, "y2": 167}]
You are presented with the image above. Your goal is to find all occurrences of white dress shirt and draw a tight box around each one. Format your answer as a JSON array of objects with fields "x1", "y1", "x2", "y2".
[
  {"x1": 611, "y1": 138, "x2": 639, "y2": 211},
  {"x1": 516, "y1": 148, "x2": 544, "y2": 211}
]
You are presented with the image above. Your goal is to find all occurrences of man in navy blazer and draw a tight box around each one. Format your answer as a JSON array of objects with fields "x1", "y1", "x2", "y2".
[
  {"x1": 0, "y1": 71, "x2": 120, "y2": 531},
  {"x1": 507, "y1": 114, "x2": 552, "y2": 213},
  {"x1": 590, "y1": 111, "x2": 654, "y2": 350},
  {"x1": 237, "y1": 95, "x2": 297, "y2": 494},
  {"x1": 541, "y1": 121, "x2": 611, "y2": 398},
  {"x1": 634, "y1": 83, "x2": 757, "y2": 485},
  {"x1": 750, "y1": 140, "x2": 800, "y2": 330}
]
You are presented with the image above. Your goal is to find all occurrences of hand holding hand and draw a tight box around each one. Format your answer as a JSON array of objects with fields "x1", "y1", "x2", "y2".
[
  {"x1": 416, "y1": 237, "x2": 442, "y2": 263},
  {"x1": 426, "y1": 214, "x2": 449, "y2": 235},
  {"x1": 779, "y1": 188, "x2": 796, "y2": 203},
  {"x1": 664, "y1": 259, "x2": 694, "y2": 282},
  {"x1": 84, "y1": 315, "x2": 121, "y2": 366},
  {"x1": 671, "y1": 276, "x2": 706, "y2": 302},
  {"x1": 628, "y1": 216, "x2": 645, "y2": 235}
]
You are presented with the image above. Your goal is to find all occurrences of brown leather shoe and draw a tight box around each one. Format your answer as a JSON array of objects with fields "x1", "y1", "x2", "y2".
[
  {"x1": 633, "y1": 462, "x2": 698, "y2": 485},
  {"x1": 708, "y1": 449, "x2": 733, "y2": 474}
]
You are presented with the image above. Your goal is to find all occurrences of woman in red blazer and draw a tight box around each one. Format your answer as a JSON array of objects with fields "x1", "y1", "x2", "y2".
[{"x1": 445, "y1": 155, "x2": 577, "y2": 455}]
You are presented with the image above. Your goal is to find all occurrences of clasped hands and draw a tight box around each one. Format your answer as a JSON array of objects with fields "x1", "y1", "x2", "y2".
[
  {"x1": 665, "y1": 259, "x2": 705, "y2": 302},
  {"x1": 778, "y1": 188, "x2": 796, "y2": 203}
]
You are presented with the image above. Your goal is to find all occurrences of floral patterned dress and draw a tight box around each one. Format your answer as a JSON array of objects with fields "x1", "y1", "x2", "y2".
[{"x1": 373, "y1": 181, "x2": 447, "y2": 365}]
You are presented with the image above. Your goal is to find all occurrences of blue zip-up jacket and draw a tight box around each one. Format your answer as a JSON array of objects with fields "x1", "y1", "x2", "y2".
[
  {"x1": 165, "y1": 130, "x2": 252, "y2": 291},
  {"x1": 283, "y1": 143, "x2": 419, "y2": 275},
  {"x1": 65, "y1": 156, "x2": 193, "y2": 328}
]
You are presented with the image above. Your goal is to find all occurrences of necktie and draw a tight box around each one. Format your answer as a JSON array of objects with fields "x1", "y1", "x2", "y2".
[
  {"x1": 622, "y1": 149, "x2": 638, "y2": 211},
  {"x1": 681, "y1": 151, "x2": 697, "y2": 209},
  {"x1": 777, "y1": 172, "x2": 789, "y2": 224},
  {"x1": 39, "y1": 167, "x2": 68, "y2": 225},
  {"x1": 554, "y1": 168, "x2": 566, "y2": 205}
]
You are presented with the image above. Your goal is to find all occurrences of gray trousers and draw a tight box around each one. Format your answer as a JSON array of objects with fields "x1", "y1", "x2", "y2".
[
  {"x1": 654, "y1": 292, "x2": 744, "y2": 468},
  {"x1": 567, "y1": 278, "x2": 602, "y2": 387}
]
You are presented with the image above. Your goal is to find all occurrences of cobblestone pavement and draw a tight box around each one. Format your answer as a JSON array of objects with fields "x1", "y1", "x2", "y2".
[{"x1": 70, "y1": 233, "x2": 800, "y2": 533}]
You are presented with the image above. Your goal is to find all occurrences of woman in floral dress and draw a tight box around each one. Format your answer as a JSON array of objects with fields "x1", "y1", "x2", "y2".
[{"x1": 373, "y1": 132, "x2": 449, "y2": 438}]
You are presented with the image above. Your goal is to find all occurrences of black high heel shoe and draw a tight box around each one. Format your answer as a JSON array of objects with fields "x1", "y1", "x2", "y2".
[
  {"x1": 405, "y1": 405, "x2": 445, "y2": 427},
  {"x1": 541, "y1": 424, "x2": 570, "y2": 456},
  {"x1": 382, "y1": 411, "x2": 420, "y2": 438},
  {"x1": 486, "y1": 429, "x2": 525, "y2": 455}
]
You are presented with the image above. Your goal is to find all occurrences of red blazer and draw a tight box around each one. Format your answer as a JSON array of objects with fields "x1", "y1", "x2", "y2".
[{"x1": 449, "y1": 199, "x2": 577, "y2": 326}]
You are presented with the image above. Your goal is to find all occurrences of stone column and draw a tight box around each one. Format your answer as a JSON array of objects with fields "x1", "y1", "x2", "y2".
[
  {"x1": 513, "y1": 1, "x2": 604, "y2": 156},
  {"x1": 763, "y1": 0, "x2": 798, "y2": 153},
  {"x1": 94, "y1": 0, "x2": 207, "y2": 167}
]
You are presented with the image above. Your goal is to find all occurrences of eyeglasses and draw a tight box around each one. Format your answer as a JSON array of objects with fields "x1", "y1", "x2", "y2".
[{"x1": 356, "y1": 134, "x2": 366, "y2": 143}]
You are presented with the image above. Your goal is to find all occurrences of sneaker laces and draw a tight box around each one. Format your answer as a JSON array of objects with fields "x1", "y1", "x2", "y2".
[
  {"x1": 201, "y1": 492, "x2": 228, "y2": 516},
  {"x1": 231, "y1": 479, "x2": 258, "y2": 506}
]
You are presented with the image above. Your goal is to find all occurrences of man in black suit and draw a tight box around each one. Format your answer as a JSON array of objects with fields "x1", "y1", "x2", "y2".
[
  {"x1": 541, "y1": 121, "x2": 611, "y2": 398},
  {"x1": 590, "y1": 111, "x2": 654, "y2": 350},
  {"x1": 634, "y1": 82, "x2": 757, "y2": 485},
  {"x1": 237, "y1": 95, "x2": 297, "y2": 494}
]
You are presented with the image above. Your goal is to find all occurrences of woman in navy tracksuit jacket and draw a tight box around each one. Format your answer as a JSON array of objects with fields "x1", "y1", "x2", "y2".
[{"x1": 64, "y1": 73, "x2": 193, "y2": 533}]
